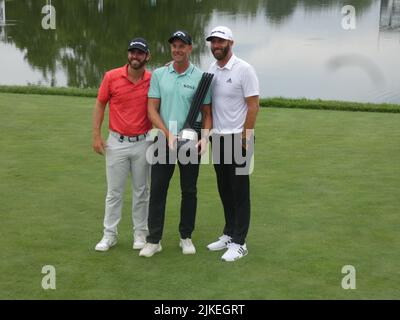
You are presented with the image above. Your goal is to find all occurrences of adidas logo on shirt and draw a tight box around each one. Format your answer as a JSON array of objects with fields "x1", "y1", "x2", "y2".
[{"x1": 226, "y1": 78, "x2": 233, "y2": 83}]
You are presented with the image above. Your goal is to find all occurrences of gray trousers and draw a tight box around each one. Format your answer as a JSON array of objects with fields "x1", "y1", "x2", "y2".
[{"x1": 102, "y1": 132, "x2": 151, "y2": 238}]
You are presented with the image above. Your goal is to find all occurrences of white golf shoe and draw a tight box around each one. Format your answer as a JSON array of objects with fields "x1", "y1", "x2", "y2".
[
  {"x1": 179, "y1": 238, "x2": 196, "y2": 255},
  {"x1": 133, "y1": 234, "x2": 147, "y2": 250},
  {"x1": 95, "y1": 236, "x2": 117, "y2": 252},
  {"x1": 221, "y1": 243, "x2": 248, "y2": 262},
  {"x1": 206, "y1": 235, "x2": 232, "y2": 251},
  {"x1": 139, "y1": 242, "x2": 162, "y2": 257}
]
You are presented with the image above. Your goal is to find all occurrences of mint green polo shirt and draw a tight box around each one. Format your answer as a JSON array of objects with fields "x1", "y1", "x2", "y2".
[{"x1": 148, "y1": 63, "x2": 212, "y2": 135}]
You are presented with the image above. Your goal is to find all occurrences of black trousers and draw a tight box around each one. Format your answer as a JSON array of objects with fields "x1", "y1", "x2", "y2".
[
  {"x1": 147, "y1": 145, "x2": 200, "y2": 243},
  {"x1": 212, "y1": 133, "x2": 252, "y2": 245}
]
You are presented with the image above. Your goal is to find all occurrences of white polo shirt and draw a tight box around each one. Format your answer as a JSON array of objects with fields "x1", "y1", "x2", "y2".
[{"x1": 208, "y1": 54, "x2": 259, "y2": 134}]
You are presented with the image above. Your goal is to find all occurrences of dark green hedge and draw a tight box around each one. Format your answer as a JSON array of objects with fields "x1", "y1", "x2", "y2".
[
  {"x1": 260, "y1": 97, "x2": 400, "y2": 113},
  {"x1": 0, "y1": 85, "x2": 97, "y2": 98}
]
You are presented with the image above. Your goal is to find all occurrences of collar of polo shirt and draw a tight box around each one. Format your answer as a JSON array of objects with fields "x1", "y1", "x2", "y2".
[
  {"x1": 216, "y1": 54, "x2": 237, "y2": 70},
  {"x1": 168, "y1": 62, "x2": 195, "y2": 75}
]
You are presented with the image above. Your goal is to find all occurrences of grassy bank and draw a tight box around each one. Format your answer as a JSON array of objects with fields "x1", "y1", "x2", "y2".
[
  {"x1": 1, "y1": 92, "x2": 399, "y2": 299},
  {"x1": 1, "y1": 85, "x2": 399, "y2": 113}
]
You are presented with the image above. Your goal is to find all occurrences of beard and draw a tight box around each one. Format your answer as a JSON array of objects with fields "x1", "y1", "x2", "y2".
[
  {"x1": 128, "y1": 57, "x2": 147, "y2": 70},
  {"x1": 211, "y1": 43, "x2": 230, "y2": 60}
]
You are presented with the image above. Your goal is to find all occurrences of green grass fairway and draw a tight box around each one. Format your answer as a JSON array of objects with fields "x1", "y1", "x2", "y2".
[{"x1": 0, "y1": 93, "x2": 399, "y2": 299}]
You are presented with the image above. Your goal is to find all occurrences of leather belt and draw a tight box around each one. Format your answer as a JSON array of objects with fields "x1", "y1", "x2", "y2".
[{"x1": 110, "y1": 130, "x2": 148, "y2": 143}]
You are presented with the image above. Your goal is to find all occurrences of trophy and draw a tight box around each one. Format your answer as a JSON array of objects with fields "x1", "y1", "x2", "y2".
[{"x1": 177, "y1": 72, "x2": 214, "y2": 150}]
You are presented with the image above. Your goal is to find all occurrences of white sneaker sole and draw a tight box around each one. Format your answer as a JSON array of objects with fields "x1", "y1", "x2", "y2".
[
  {"x1": 139, "y1": 245, "x2": 162, "y2": 257},
  {"x1": 207, "y1": 244, "x2": 230, "y2": 251},
  {"x1": 221, "y1": 250, "x2": 248, "y2": 262},
  {"x1": 95, "y1": 241, "x2": 117, "y2": 252}
]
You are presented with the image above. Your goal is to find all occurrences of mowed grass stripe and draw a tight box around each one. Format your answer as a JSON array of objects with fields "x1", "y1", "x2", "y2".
[{"x1": 0, "y1": 93, "x2": 399, "y2": 299}]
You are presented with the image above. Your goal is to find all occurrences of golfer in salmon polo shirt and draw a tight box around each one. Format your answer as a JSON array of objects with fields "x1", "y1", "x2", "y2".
[{"x1": 93, "y1": 37, "x2": 153, "y2": 252}]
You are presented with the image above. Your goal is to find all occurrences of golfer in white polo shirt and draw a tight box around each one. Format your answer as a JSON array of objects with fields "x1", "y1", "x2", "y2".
[{"x1": 205, "y1": 26, "x2": 260, "y2": 262}]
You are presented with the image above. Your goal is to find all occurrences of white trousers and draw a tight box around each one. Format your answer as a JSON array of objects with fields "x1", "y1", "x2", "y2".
[{"x1": 103, "y1": 132, "x2": 151, "y2": 238}]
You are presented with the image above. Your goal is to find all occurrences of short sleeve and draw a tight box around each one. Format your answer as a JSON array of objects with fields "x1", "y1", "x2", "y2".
[
  {"x1": 97, "y1": 72, "x2": 111, "y2": 104},
  {"x1": 148, "y1": 70, "x2": 161, "y2": 99},
  {"x1": 242, "y1": 65, "x2": 260, "y2": 98}
]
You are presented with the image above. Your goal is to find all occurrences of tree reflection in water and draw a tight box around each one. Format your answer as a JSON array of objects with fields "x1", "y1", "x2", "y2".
[{"x1": 2, "y1": 0, "x2": 374, "y2": 88}]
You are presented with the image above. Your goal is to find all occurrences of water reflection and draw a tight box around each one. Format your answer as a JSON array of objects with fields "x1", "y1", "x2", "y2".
[
  {"x1": 0, "y1": 0, "x2": 5, "y2": 26},
  {"x1": 0, "y1": 0, "x2": 399, "y2": 103},
  {"x1": 376, "y1": 0, "x2": 400, "y2": 102},
  {"x1": 380, "y1": 0, "x2": 400, "y2": 30},
  {"x1": 0, "y1": 0, "x2": 5, "y2": 43},
  {"x1": 326, "y1": 54, "x2": 385, "y2": 86},
  {"x1": 2, "y1": 0, "x2": 217, "y2": 87},
  {"x1": 98, "y1": 0, "x2": 104, "y2": 13}
]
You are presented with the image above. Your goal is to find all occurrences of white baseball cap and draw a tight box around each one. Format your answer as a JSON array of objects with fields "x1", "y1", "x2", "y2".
[{"x1": 206, "y1": 26, "x2": 234, "y2": 41}]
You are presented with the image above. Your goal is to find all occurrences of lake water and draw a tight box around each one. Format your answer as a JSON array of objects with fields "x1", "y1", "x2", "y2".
[{"x1": 0, "y1": 0, "x2": 399, "y2": 103}]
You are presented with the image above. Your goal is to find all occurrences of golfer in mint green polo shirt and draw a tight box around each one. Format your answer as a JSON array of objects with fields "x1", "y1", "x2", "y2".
[
  {"x1": 148, "y1": 62, "x2": 210, "y2": 135},
  {"x1": 139, "y1": 30, "x2": 212, "y2": 258}
]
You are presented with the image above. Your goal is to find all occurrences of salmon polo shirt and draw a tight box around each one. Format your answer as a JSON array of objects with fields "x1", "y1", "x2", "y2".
[{"x1": 97, "y1": 64, "x2": 152, "y2": 136}]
